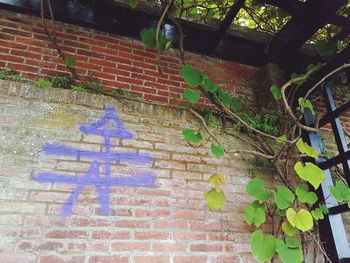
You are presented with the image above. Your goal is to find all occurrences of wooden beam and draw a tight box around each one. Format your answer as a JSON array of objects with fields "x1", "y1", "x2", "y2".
[
  {"x1": 208, "y1": 0, "x2": 246, "y2": 52},
  {"x1": 266, "y1": 0, "x2": 346, "y2": 64}
]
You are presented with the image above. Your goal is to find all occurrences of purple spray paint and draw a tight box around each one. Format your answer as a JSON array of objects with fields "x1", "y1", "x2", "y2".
[{"x1": 34, "y1": 106, "x2": 155, "y2": 217}]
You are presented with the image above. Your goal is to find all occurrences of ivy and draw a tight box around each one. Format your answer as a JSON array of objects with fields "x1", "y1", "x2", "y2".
[
  {"x1": 250, "y1": 230, "x2": 277, "y2": 263},
  {"x1": 210, "y1": 143, "x2": 224, "y2": 159},
  {"x1": 282, "y1": 221, "x2": 297, "y2": 237},
  {"x1": 182, "y1": 64, "x2": 203, "y2": 87},
  {"x1": 244, "y1": 201, "x2": 266, "y2": 226},
  {"x1": 311, "y1": 208, "x2": 324, "y2": 220},
  {"x1": 286, "y1": 208, "x2": 314, "y2": 232},
  {"x1": 246, "y1": 178, "x2": 270, "y2": 202},
  {"x1": 295, "y1": 185, "x2": 318, "y2": 205},
  {"x1": 270, "y1": 84, "x2": 281, "y2": 101},
  {"x1": 65, "y1": 57, "x2": 76, "y2": 68},
  {"x1": 294, "y1": 161, "x2": 325, "y2": 189},
  {"x1": 272, "y1": 185, "x2": 295, "y2": 209},
  {"x1": 298, "y1": 97, "x2": 315, "y2": 115},
  {"x1": 204, "y1": 188, "x2": 225, "y2": 209},
  {"x1": 183, "y1": 88, "x2": 200, "y2": 104},
  {"x1": 276, "y1": 238, "x2": 304, "y2": 263},
  {"x1": 204, "y1": 173, "x2": 226, "y2": 209},
  {"x1": 140, "y1": 27, "x2": 171, "y2": 52},
  {"x1": 203, "y1": 79, "x2": 219, "y2": 93},
  {"x1": 182, "y1": 129, "x2": 203, "y2": 144},
  {"x1": 295, "y1": 138, "x2": 319, "y2": 158},
  {"x1": 329, "y1": 180, "x2": 350, "y2": 207}
]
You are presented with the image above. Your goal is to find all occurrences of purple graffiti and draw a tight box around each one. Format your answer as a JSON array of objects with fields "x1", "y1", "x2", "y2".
[{"x1": 34, "y1": 106, "x2": 155, "y2": 217}]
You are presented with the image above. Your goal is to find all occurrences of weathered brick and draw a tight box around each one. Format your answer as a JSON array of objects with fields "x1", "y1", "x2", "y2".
[
  {"x1": 135, "y1": 231, "x2": 169, "y2": 240},
  {"x1": 173, "y1": 256, "x2": 208, "y2": 263},
  {"x1": 88, "y1": 256, "x2": 129, "y2": 263},
  {"x1": 134, "y1": 255, "x2": 170, "y2": 263}
]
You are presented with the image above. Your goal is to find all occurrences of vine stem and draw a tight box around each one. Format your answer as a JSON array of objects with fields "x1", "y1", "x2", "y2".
[
  {"x1": 302, "y1": 63, "x2": 350, "y2": 105},
  {"x1": 155, "y1": 0, "x2": 174, "y2": 73},
  {"x1": 307, "y1": 230, "x2": 333, "y2": 263},
  {"x1": 280, "y1": 65, "x2": 322, "y2": 133},
  {"x1": 189, "y1": 109, "x2": 275, "y2": 159}
]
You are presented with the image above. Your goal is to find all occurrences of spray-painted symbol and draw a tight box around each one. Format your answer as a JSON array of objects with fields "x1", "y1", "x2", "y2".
[{"x1": 34, "y1": 106, "x2": 155, "y2": 217}]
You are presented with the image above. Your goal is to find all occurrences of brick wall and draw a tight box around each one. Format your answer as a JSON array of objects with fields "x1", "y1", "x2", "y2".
[
  {"x1": 0, "y1": 9, "x2": 258, "y2": 107},
  {"x1": 0, "y1": 79, "x2": 274, "y2": 263},
  {"x1": 0, "y1": 8, "x2": 271, "y2": 263}
]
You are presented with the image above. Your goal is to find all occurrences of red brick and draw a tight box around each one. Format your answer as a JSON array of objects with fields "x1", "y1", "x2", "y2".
[
  {"x1": 89, "y1": 256, "x2": 129, "y2": 263},
  {"x1": 91, "y1": 230, "x2": 130, "y2": 239},
  {"x1": 45, "y1": 230, "x2": 87, "y2": 239},
  {"x1": 111, "y1": 242, "x2": 150, "y2": 251},
  {"x1": 134, "y1": 256, "x2": 170, "y2": 263},
  {"x1": 39, "y1": 255, "x2": 85, "y2": 263},
  {"x1": 173, "y1": 232, "x2": 207, "y2": 240},
  {"x1": 135, "y1": 231, "x2": 169, "y2": 240},
  {"x1": 173, "y1": 256, "x2": 208, "y2": 263},
  {"x1": 114, "y1": 220, "x2": 151, "y2": 228},
  {"x1": 153, "y1": 243, "x2": 188, "y2": 252},
  {"x1": 91, "y1": 46, "x2": 118, "y2": 56},
  {"x1": 191, "y1": 244, "x2": 223, "y2": 252},
  {"x1": 77, "y1": 49, "x2": 104, "y2": 59}
]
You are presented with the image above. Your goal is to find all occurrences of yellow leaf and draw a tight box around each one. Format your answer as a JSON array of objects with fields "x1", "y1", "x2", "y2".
[{"x1": 208, "y1": 173, "x2": 226, "y2": 192}]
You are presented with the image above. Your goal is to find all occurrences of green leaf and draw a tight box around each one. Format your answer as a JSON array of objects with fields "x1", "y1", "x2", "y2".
[
  {"x1": 318, "y1": 204, "x2": 329, "y2": 215},
  {"x1": 276, "y1": 135, "x2": 288, "y2": 143},
  {"x1": 208, "y1": 173, "x2": 226, "y2": 192},
  {"x1": 244, "y1": 201, "x2": 266, "y2": 227},
  {"x1": 286, "y1": 208, "x2": 314, "y2": 232},
  {"x1": 203, "y1": 79, "x2": 218, "y2": 93},
  {"x1": 295, "y1": 138, "x2": 319, "y2": 158},
  {"x1": 231, "y1": 97, "x2": 243, "y2": 111},
  {"x1": 129, "y1": 0, "x2": 137, "y2": 8},
  {"x1": 183, "y1": 88, "x2": 200, "y2": 104},
  {"x1": 218, "y1": 91, "x2": 232, "y2": 108},
  {"x1": 291, "y1": 73, "x2": 305, "y2": 85},
  {"x1": 306, "y1": 64, "x2": 317, "y2": 73},
  {"x1": 71, "y1": 86, "x2": 89, "y2": 93},
  {"x1": 298, "y1": 97, "x2": 315, "y2": 115},
  {"x1": 315, "y1": 40, "x2": 338, "y2": 56},
  {"x1": 282, "y1": 221, "x2": 298, "y2": 237},
  {"x1": 285, "y1": 237, "x2": 301, "y2": 249},
  {"x1": 276, "y1": 238, "x2": 303, "y2": 263},
  {"x1": 277, "y1": 208, "x2": 287, "y2": 217},
  {"x1": 182, "y1": 64, "x2": 203, "y2": 87},
  {"x1": 34, "y1": 79, "x2": 52, "y2": 88},
  {"x1": 273, "y1": 185, "x2": 295, "y2": 209},
  {"x1": 246, "y1": 178, "x2": 270, "y2": 202},
  {"x1": 65, "y1": 58, "x2": 76, "y2": 68},
  {"x1": 295, "y1": 185, "x2": 318, "y2": 205},
  {"x1": 329, "y1": 181, "x2": 350, "y2": 203},
  {"x1": 204, "y1": 188, "x2": 225, "y2": 209},
  {"x1": 140, "y1": 28, "x2": 156, "y2": 49},
  {"x1": 165, "y1": 40, "x2": 172, "y2": 50},
  {"x1": 210, "y1": 143, "x2": 224, "y2": 159},
  {"x1": 311, "y1": 208, "x2": 324, "y2": 220},
  {"x1": 182, "y1": 129, "x2": 203, "y2": 144},
  {"x1": 251, "y1": 230, "x2": 277, "y2": 263},
  {"x1": 158, "y1": 35, "x2": 171, "y2": 52},
  {"x1": 337, "y1": 40, "x2": 346, "y2": 52},
  {"x1": 294, "y1": 161, "x2": 325, "y2": 189},
  {"x1": 270, "y1": 84, "x2": 281, "y2": 101}
]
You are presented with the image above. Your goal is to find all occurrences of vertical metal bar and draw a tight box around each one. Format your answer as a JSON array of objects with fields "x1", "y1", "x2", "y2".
[{"x1": 322, "y1": 84, "x2": 350, "y2": 185}]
